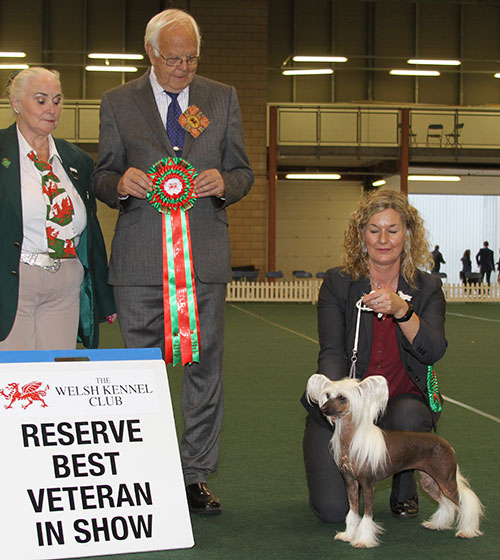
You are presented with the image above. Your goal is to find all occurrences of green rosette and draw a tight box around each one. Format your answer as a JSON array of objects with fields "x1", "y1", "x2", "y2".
[{"x1": 146, "y1": 157, "x2": 198, "y2": 214}]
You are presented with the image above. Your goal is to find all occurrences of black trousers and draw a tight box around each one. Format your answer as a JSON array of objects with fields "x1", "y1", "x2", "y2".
[{"x1": 303, "y1": 393, "x2": 434, "y2": 523}]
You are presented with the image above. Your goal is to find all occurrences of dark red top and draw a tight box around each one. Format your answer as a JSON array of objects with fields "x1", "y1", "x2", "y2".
[{"x1": 364, "y1": 315, "x2": 420, "y2": 399}]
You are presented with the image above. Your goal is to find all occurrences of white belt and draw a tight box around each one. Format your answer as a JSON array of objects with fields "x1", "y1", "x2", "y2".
[{"x1": 20, "y1": 251, "x2": 61, "y2": 273}]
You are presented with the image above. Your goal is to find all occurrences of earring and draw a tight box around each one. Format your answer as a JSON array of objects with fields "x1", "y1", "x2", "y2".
[{"x1": 14, "y1": 108, "x2": 19, "y2": 114}]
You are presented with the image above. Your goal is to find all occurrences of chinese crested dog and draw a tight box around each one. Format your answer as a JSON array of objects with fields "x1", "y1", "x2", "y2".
[{"x1": 306, "y1": 374, "x2": 484, "y2": 548}]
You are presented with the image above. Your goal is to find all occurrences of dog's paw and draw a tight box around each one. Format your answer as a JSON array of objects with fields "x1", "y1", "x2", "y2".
[
  {"x1": 351, "y1": 538, "x2": 379, "y2": 549},
  {"x1": 455, "y1": 528, "x2": 483, "y2": 539},
  {"x1": 422, "y1": 520, "x2": 453, "y2": 531},
  {"x1": 334, "y1": 531, "x2": 352, "y2": 543}
]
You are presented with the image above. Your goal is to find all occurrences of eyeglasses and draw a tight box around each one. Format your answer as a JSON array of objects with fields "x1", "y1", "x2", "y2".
[{"x1": 154, "y1": 49, "x2": 200, "y2": 68}]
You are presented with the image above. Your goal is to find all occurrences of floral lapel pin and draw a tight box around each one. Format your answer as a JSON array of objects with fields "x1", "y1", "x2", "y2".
[
  {"x1": 179, "y1": 105, "x2": 210, "y2": 138},
  {"x1": 2, "y1": 157, "x2": 11, "y2": 168}
]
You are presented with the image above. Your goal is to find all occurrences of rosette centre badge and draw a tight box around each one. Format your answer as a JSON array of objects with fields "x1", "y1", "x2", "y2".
[{"x1": 147, "y1": 157, "x2": 198, "y2": 214}]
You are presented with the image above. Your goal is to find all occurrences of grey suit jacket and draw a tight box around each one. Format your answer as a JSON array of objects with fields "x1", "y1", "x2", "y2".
[{"x1": 93, "y1": 71, "x2": 254, "y2": 286}]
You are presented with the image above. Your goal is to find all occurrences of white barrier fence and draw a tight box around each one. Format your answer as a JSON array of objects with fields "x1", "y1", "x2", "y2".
[{"x1": 227, "y1": 280, "x2": 500, "y2": 305}]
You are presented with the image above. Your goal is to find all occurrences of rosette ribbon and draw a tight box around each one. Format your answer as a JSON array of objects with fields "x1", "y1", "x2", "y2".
[{"x1": 147, "y1": 157, "x2": 200, "y2": 366}]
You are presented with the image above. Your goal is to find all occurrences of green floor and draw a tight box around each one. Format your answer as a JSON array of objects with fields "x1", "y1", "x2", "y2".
[{"x1": 73, "y1": 302, "x2": 500, "y2": 560}]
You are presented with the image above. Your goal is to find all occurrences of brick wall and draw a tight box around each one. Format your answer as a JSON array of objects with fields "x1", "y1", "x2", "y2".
[{"x1": 190, "y1": 0, "x2": 268, "y2": 275}]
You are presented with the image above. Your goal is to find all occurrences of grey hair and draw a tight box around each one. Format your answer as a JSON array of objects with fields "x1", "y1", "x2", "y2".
[
  {"x1": 6, "y1": 67, "x2": 61, "y2": 105},
  {"x1": 144, "y1": 8, "x2": 201, "y2": 53}
]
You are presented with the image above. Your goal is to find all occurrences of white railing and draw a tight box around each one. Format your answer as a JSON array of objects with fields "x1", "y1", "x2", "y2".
[
  {"x1": 227, "y1": 279, "x2": 323, "y2": 304},
  {"x1": 227, "y1": 280, "x2": 500, "y2": 304}
]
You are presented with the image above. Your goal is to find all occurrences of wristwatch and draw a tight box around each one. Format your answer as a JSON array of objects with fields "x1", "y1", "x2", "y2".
[{"x1": 394, "y1": 302, "x2": 414, "y2": 323}]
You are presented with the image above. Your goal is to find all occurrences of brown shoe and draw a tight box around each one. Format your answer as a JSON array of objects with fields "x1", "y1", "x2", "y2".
[{"x1": 186, "y1": 483, "x2": 221, "y2": 515}]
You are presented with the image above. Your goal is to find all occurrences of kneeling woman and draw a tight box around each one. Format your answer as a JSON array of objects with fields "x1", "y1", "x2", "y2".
[{"x1": 303, "y1": 189, "x2": 447, "y2": 522}]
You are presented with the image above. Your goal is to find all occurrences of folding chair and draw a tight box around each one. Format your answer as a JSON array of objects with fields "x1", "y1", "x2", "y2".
[
  {"x1": 426, "y1": 124, "x2": 444, "y2": 147},
  {"x1": 445, "y1": 123, "x2": 464, "y2": 147}
]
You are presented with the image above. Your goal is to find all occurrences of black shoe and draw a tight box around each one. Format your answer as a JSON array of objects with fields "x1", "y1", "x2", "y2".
[
  {"x1": 390, "y1": 495, "x2": 419, "y2": 519},
  {"x1": 186, "y1": 483, "x2": 221, "y2": 515}
]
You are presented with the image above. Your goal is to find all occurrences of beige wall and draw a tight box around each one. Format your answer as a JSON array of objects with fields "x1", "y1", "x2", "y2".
[{"x1": 276, "y1": 181, "x2": 363, "y2": 276}]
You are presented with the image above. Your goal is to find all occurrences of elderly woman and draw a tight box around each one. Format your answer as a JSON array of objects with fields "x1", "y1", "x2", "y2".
[
  {"x1": 0, "y1": 67, "x2": 115, "y2": 350},
  {"x1": 302, "y1": 189, "x2": 447, "y2": 523}
]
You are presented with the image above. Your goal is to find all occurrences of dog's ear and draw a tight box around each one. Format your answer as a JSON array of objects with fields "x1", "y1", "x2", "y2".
[
  {"x1": 359, "y1": 376, "x2": 389, "y2": 420},
  {"x1": 306, "y1": 374, "x2": 331, "y2": 404}
]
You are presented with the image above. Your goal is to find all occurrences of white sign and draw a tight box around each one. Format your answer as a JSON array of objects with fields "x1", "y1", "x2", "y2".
[{"x1": 0, "y1": 358, "x2": 194, "y2": 559}]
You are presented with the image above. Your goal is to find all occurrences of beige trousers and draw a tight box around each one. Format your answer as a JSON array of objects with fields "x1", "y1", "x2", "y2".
[{"x1": 0, "y1": 259, "x2": 84, "y2": 351}]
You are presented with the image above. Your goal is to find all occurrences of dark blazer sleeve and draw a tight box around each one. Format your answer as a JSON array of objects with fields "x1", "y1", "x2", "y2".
[
  {"x1": 57, "y1": 139, "x2": 116, "y2": 347},
  {"x1": 316, "y1": 268, "x2": 353, "y2": 379},
  {"x1": 398, "y1": 272, "x2": 447, "y2": 366}
]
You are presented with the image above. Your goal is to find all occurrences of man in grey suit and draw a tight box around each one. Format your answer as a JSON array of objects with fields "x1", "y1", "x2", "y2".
[{"x1": 94, "y1": 8, "x2": 254, "y2": 514}]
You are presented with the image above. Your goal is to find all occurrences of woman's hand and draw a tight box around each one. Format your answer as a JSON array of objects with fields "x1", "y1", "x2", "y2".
[{"x1": 362, "y1": 289, "x2": 409, "y2": 318}]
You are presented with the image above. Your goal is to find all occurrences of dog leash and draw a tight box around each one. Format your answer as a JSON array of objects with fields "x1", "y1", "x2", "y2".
[{"x1": 349, "y1": 297, "x2": 377, "y2": 378}]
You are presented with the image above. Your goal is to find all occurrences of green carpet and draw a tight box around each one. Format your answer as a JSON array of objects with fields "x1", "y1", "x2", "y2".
[{"x1": 72, "y1": 302, "x2": 499, "y2": 559}]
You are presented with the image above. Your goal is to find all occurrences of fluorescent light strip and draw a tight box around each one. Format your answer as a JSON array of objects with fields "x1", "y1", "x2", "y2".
[
  {"x1": 285, "y1": 173, "x2": 341, "y2": 180},
  {"x1": 407, "y1": 59, "x2": 461, "y2": 66},
  {"x1": 0, "y1": 64, "x2": 29, "y2": 70},
  {"x1": 85, "y1": 65, "x2": 138, "y2": 72},
  {"x1": 293, "y1": 56, "x2": 347, "y2": 63},
  {"x1": 0, "y1": 51, "x2": 26, "y2": 58},
  {"x1": 408, "y1": 175, "x2": 461, "y2": 182},
  {"x1": 390, "y1": 69, "x2": 440, "y2": 76},
  {"x1": 372, "y1": 180, "x2": 386, "y2": 187},
  {"x1": 282, "y1": 68, "x2": 333, "y2": 76},
  {"x1": 88, "y1": 53, "x2": 144, "y2": 60}
]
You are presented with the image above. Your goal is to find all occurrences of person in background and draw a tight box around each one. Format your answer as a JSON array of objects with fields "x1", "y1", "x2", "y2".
[
  {"x1": 431, "y1": 244, "x2": 445, "y2": 274},
  {"x1": 476, "y1": 241, "x2": 495, "y2": 285},
  {"x1": 302, "y1": 189, "x2": 447, "y2": 524},
  {"x1": 460, "y1": 249, "x2": 472, "y2": 285},
  {"x1": 0, "y1": 67, "x2": 115, "y2": 351},
  {"x1": 93, "y1": 9, "x2": 254, "y2": 514}
]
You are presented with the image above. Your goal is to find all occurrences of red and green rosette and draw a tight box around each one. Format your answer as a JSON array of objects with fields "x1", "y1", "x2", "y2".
[{"x1": 147, "y1": 157, "x2": 200, "y2": 366}]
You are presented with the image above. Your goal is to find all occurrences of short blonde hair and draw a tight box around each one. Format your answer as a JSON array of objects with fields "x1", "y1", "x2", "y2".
[
  {"x1": 6, "y1": 67, "x2": 61, "y2": 105},
  {"x1": 341, "y1": 189, "x2": 432, "y2": 286},
  {"x1": 144, "y1": 9, "x2": 201, "y2": 53}
]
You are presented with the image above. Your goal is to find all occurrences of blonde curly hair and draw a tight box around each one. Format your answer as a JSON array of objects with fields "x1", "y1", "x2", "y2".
[{"x1": 340, "y1": 189, "x2": 432, "y2": 286}]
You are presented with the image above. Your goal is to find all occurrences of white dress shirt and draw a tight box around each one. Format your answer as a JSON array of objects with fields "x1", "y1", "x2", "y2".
[
  {"x1": 149, "y1": 67, "x2": 190, "y2": 129},
  {"x1": 18, "y1": 127, "x2": 87, "y2": 254}
]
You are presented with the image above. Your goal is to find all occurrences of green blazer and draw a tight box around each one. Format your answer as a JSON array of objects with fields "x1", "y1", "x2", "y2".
[{"x1": 0, "y1": 123, "x2": 115, "y2": 348}]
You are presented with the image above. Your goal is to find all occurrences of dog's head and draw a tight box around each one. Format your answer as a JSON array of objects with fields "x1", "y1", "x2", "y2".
[{"x1": 306, "y1": 374, "x2": 389, "y2": 425}]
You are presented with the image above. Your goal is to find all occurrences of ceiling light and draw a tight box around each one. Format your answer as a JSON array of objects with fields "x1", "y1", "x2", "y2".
[
  {"x1": 372, "y1": 179, "x2": 386, "y2": 187},
  {"x1": 494, "y1": 73, "x2": 500, "y2": 79},
  {"x1": 293, "y1": 56, "x2": 347, "y2": 63},
  {"x1": 0, "y1": 64, "x2": 29, "y2": 70},
  {"x1": 408, "y1": 175, "x2": 461, "y2": 182},
  {"x1": 407, "y1": 59, "x2": 460, "y2": 66},
  {"x1": 285, "y1": 173, "x2": 341, "y2": 180},
  {"x1": 282, "y1": 68, "x2": 333, "y2": 76},
  {"x1": 0, "y1": 51, "x2": 26, "y2": 58},
  {"x1": 390, "y1": 69, "x2": 440, "y2": 76},
  {"x1": 85, "y1": 65, "x2": 138, "y2": 72},
  {"x1": 88, "y1": 53, "x2": 144, "y2": 60}
]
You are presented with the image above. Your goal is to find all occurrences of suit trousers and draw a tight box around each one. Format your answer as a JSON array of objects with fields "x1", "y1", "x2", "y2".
[
  {"x1": 113, "y1": 279, "x2": 227, "y2": 486},
  {"x1": 303, "y1": 392, "x2": 434, "y2": 523},
  {"x1": 0, "y1": 260, "x2": 84, "y2": 351}
]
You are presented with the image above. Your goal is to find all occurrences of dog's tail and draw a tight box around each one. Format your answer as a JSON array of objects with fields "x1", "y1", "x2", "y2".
[{"x1": 455, "y1": 466, "x2": 484, "y2": 538}]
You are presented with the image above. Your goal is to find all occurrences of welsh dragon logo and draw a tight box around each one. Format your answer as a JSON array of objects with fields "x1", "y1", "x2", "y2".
[{"x1": 0, "y1": 382, "x2": 50, "y2": 410}]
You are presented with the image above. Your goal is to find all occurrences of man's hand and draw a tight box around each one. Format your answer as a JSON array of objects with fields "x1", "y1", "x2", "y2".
[
  {"x1": 117, "y1": 167, "x2": 153, "y2": 198},
  {"x1": 194, "y1": 169, "x2": 225, "y2": 198}
]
